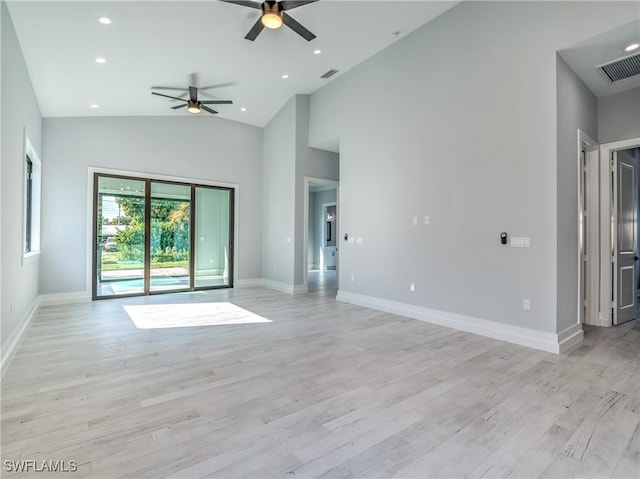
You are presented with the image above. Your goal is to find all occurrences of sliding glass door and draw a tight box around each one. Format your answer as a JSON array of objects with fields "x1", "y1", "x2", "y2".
[
  {"x1": 195, "y1": 187, "x2": 232, "y2": 288},
  {"x1": 150, "y1": 182, "x2": 192, "y2": 293},
  {"x1": 95, "y1": 176, "x2": 146, "y2": 297},
  {"x1": 93, "y1": 174, "x2": 233, "y2": 299}
]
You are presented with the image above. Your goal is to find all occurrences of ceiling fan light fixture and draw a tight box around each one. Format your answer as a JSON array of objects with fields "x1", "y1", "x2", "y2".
[
  {"x1": 261, "y1": 12, "x2": 282, "y2": 29},
  {"x1": 187, "y1": 101, "x2": 201, "y2": 114}
]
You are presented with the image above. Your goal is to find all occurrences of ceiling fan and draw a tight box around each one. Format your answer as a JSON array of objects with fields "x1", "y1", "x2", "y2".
[
  {"x1": 219, "y1": 0, "x2": 318, "y2": 41},
  {"x1": 151, "y1": 86, "x2": 233, "y2": 115}
]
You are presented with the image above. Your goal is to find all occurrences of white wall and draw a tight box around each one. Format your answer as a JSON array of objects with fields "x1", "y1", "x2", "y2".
[
  {"x1": 556, "y1": 55, "x2": 597, "y2": 332},
  {"x1": 598, "y1": 87, "x2": 640, "y2": 144},
  {"x1": 1, "y1": 2, "x2": 42, "y2": 350},
  {"x1": 41, "y1": 116, "x2": 263, "y2": 294},
  {"x1": 309, "y1": 1, "x2": 636, "y2": 334}
]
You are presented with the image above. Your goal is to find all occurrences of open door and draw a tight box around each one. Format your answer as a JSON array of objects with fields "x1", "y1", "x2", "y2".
[{"x1": 613, "y1": 149, "x2": 638, "y2": 325}]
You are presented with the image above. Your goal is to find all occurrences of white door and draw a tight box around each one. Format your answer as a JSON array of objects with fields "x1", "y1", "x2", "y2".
[{"x1": 614, "y1": 149, "x2": 638, "y2": 325}]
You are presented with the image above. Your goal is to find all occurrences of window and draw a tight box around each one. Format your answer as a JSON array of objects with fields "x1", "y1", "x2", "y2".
[
  {"x1": 23, "y1": 138, "x2": 41, "y2": 256},
  {"x1": 25, "y1": 156, "x2": 33, "y2": 253}
]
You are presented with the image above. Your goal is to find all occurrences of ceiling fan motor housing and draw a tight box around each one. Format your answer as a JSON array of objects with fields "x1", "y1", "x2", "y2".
[{"x1": 261, "y1": 1, "x2": 283, "y2": 29}]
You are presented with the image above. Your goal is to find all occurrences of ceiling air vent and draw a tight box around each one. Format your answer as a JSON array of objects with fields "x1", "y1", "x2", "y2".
[
  {"x1": 597, "y1": 53, "x2": 640, "y2": 83},
  {"x1": 320, "y1": 69, "x2": 339, "y2": 79}
]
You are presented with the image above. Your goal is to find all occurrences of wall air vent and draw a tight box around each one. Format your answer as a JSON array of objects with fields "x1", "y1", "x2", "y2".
[
  {"x1": 320, "y1": 69, "x2": 339, "y2": 79},
  {"x1": 597, "y1": 53, "x2": 640, "y2": 83}
]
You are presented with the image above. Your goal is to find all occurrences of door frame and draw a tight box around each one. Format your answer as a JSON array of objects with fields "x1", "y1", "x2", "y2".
[
  {"x1": 578, "y1": 130, "x2": 600, "y2": 326},
  {"x1": 86, "y1": 167, "x2": 239, "y2": 298},
  {"x1": 322, "y1": 201, "x2": 337, "y2": 271},
  {"x1": 303, "y1": 176, "x2": 339, "y2": 291},
  {"x1": 598, "y1": 137, "x2": 640, "y2": 326}
]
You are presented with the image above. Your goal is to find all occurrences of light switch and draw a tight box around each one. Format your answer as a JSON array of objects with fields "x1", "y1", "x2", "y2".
[
  {"x1": 356, "y1": 237, "x2": 363, "y2": 244},
  {"x1": 348, "y1": 237, "x2": 355, "y2": 244},
  {"x1": 413, "y1": 216, "x2": 418, "y2": 226}
]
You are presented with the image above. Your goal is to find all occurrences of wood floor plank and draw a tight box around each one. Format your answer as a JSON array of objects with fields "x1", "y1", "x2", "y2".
[{"x1": 2, "y1": 272, "x2": 639, "y2": 478}]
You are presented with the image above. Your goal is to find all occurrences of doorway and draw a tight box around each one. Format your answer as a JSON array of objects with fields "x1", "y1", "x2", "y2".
[
  {"x1": 598, "y1": 138, "x2": 640, "y2": 326},
  {"x1": 612, "y1": 147, "x2": 640, "y2": 325},
  {"x1": 304, "y1": 177, "x2": 339, "y2": 295},
  {"x1": 93, "y1": 173, "x2": 234, "y2": 299}
]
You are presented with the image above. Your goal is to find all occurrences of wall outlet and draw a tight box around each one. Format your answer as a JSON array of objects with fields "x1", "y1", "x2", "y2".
[
  {"x1": 410, "y1": 283, "x2": 415, "y2": 292},
  {"x1": 413, "y1": 216, "x2": 418, "y2": 226},
  {"x1": 523, "y1": 299, "x2": 531, "y2": 311},
  {"x1": 424, "y1": 216, "x2": 430, "y2": 225}
]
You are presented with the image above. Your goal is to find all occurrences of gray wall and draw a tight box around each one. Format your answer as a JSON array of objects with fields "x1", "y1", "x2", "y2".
[
  {"x1": 263, "y1": 95, "x2": 338, "y2": 288},
  {"x1": 262, "y1": 97, "x2": 297, "y2": 285},
  {"x1": 1, "y1": 2, "x2": 42, "y2": 347},
  {"x1": 308, "y1": 189, "x2": 337, "y2": 269},
  {"x1": 308, "y1": 1, "x2": 635, "y2": 334},
  {"x1": 556, "y1": 55, "x2": 598, "y2": 332},
  {"x1": 41, "y1": 116, "x2": 263, "y2": 294},
  {"x1": 598, "y1": 88, "x2": 640, "y2": 144},
  {"x1": 293, "y1": 95, "x2": 339, "y2": 285}
]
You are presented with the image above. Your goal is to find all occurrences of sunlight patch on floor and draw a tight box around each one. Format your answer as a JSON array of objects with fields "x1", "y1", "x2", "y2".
[{"x1": 123, "y1": 302, "x2": 272, "y2": 329}]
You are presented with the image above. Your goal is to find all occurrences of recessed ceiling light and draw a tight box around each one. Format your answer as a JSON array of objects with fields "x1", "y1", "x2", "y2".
[
  {"x1": 314, "y1": 49, "x2": 322, "y2": 55},
  {"x1": 95, "y1": 57, "x2": 107, "y2": 64},
  {"x1": 281, "y1": 74, "x2": 289, "y2": 79},
  {"x1": 625, "y1": 42, "x2": 640, "y2": 52},
  {"x1": 98, "y1": 17, "x2": 112, "y2": 25},
  {"x1": 90, "y1": 104, "x2": 99, "y2": 109},
  {"x1": 240, "y1": 107, "x2": 247, "y2": 112}
]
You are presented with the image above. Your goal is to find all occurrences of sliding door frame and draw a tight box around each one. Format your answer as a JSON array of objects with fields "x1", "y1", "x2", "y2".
[{"x1": 90, "y1": 169, "x2": 237, "y2": 300}]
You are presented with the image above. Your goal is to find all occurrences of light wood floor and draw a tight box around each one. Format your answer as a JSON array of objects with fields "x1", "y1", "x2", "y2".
[{"x1": 1, "y1": 282, "x2": 638, "y2": 478}]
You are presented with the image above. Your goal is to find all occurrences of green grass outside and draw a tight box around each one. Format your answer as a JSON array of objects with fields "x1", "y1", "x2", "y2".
[{"x1": 100, "y1": 252, "x2": 188, "y2": 271}]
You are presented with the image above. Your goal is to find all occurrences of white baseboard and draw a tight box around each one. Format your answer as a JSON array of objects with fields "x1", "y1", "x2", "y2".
[
  {"x1": 40, "y1": 291, "x2": 91, "y2": 306},
  {"x1": 557, "y1": 323, "x2": 584, "y2": 353},
  {"x1": 1, "y1": 296, "x2": 40, "y2": 379},
  {"x1": 263, "y1": 279, "x2": 308, "y2": 295},
  {"x1": 336, "y1": 291, "x2": 580, "y2": 354},
  {"x1": 235, "y1": 278, "x2": 264, "y2": 288}
]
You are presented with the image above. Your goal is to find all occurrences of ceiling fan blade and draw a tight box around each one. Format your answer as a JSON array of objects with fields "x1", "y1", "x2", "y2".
[
  {"x1": 245, "y1": 17, "x2": 265, "y2": 41},
  {"x1": 151, "y1": 86, "x2": 189, "y2": 91},
  {"x1": 171, "y1": 104, "x2": 187, "y2": 110},
  {"x1": 218, "y1": 0, "x2": 262, "y2": 9},
  {"x1": 200, "y1": 100, "x2": 233, "y2": 105},
  {"x1": 279, "y1": 0, "x2": 318, "y2": 11},
  {"x1": 201, "y1": 105, "x2": 219, "y2": 115},
  {"x1": 152, "y1": 91, "x2": 188, "y2": 102},
  {"x1": 199, "y1": 82, "x2": 237, "y2": 91},
  {"x1": 189, "y1": 86, "x2": 198, "y2": 102},
  {"x1": 282, "y1": 12, "x2": 315, "y2": 41}
]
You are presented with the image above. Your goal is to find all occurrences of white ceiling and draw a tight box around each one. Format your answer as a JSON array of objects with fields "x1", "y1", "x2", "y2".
[
  {"x1": 6, "y1": 0, "x2": 461, "y2": 127},
  {"x1": 559, "y1": 20, "x2": 640, "y2": 98}
]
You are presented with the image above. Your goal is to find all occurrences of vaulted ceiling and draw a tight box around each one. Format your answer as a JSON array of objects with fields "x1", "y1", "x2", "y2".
[{"x1": 6, "y1": 0, "x2": 460, "y2": 126}]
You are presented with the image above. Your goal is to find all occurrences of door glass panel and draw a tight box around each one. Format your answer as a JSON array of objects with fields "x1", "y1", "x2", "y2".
[
  {"x1": 195, "y1": 187, "x2": 231, "y2": 288},
  {"x1": 96, "y1": 176, "x2": 146, "y2": 297},
  {"x1": 150, "y1": 182, "x2": 192, "y2": 292}
]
